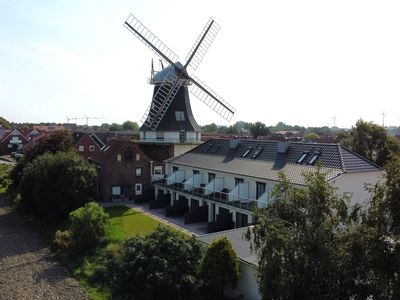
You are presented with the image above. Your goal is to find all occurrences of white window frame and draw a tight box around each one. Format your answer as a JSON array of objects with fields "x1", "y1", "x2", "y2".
[
  {"x1": 89, "y1": 145, "x2": 95, "y2": 152},
  {"x1": 78, "y1": 145, "x2": 84, "y2": 152},
  {"x1": 135, "y1": 167, "x2": 143, "y2": 177},
  {"x1": 175, "y1": 111, "x2": 185, "y2": 121}
]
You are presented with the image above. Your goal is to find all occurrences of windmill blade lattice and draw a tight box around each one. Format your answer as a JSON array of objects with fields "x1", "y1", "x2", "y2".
[
  {"x1": 189, "y1": 75, "x2": 236, "y2": 121},
  {"x1": 141, "y1": 72, "x2": 183, "y2": 130},
  {"x1": 185, "y1": 18, "x2": 220, "y2": 71},
  {"x1": 124, "y1": 14, "x2": 179, "y2": 67}
]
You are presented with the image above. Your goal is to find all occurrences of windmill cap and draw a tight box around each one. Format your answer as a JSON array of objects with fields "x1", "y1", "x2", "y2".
[{"x1": 152, "y1": 62, "x2": 189, "y2": 84}]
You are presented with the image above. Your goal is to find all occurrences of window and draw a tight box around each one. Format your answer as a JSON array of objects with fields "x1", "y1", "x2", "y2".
[
  {"x1": 251, "y1": 146, "x2": 263, "y2": 159},
  {"x1": 297, "y1": 152, "x2": 308, "y2": 164},
  {"x1": 203, "y1": 143, "x2": 213, "y2": 153},
  {"x1": 135, "y1": 167, "x2": 143, "y2": 177},
  {"x1": 208, "y1": 173, "x2": 215, "y2": 183},
  {"x1": 112, "y1": 186, "x2": 121, "y2": 195},
  {"x1": 256, "y1": 182, "x2": 266, "y2": 199},
  {"x1": 234, "y1": 177, "x2": 244, "y2": 186},
  {"x1": 308, "y1": 152, "x2": 320, "y2": 165},
  {"x1": 154, "y1": 166, "x2": 163, "y2": 175},
  {"x1": 78, "y1": 145, "x2": 84, "y2": 152},
  {"x1": 175, "y1": 111, "x2": 185, "y2": 121},
  {"x1": 242, "y1": 147, "x2": 252, "y2": 158},
  {"x1": 156, "y1": 131, "x2": 164, "y2": 140},
  {"x1": 117, "y1": 154, "x2": 122, "y2": 161},
  {"x1": 172, "y1": 166, "x2": 178, "y2": 173},
  {"x1": 89, "y1": 145, "x2": 95, "y2": 152},
  {"x1": 136, "y1": 153, "x2": 140, "y2": 161},
  {"x1": 210, "y1": 145, "x2": 221, "y2": 154},
  {"x1": 193, "y1": 170, "x2": 200, "y2": 175}
]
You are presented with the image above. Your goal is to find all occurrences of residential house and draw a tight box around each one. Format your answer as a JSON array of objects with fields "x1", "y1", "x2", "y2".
[
  {"x1": 90, "y1": 138, "x2": 163, "y2": 201},
  {"x1": 73, "y1": 132, "x2": 105, "y2": 160},
  {"x1": 152, "y1": 139, "x2": 383, "y2": 233},
  {"x1": 0, "y1": 128, "x2": 30, "y2": 154}
]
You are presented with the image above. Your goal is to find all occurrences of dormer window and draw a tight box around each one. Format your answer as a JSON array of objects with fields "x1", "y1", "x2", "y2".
[
  {"x1": 297, "y1": 152, "x2": 308, "y2": 164},
  {"x1": 308, "y1": 152, "x2": 320, "y2": 165}
]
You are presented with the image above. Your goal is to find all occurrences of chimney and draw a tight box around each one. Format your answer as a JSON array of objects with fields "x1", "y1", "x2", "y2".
[{"x1": 277, "y1": 141, "x2": 290, "y2": 153}]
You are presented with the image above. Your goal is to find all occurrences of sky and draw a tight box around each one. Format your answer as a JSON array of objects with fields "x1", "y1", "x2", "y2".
[{"x1": 1, "y1": 0, "x2": 400, "y2": 128}]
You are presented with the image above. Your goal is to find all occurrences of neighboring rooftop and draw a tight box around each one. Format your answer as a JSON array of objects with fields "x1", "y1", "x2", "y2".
[
  {"x1": 167, "y1": 139, "x2": 380, "y2": 186},
  {"x1": 198, "y1": 226, "x2": 257, "y2": 266}
]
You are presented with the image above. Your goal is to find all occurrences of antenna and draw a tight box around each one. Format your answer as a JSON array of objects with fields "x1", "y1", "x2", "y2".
[
  {"x1": 124, "y1": 14, "x2": 236, "y2": 130},
  {"x1": 380, "y1": 111, "x2": 385, "y2": 127}
]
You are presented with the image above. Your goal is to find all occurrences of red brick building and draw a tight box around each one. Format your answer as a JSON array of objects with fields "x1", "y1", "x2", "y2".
[
  {"x1": 73, "y1": 132, "x2": 105, "y2": 160},
  {"x1": 90, "y1": 138, "x2": 164, "y2": 201},
  {"x1": 0, "y1": 129, "x2": 30, "y2": 154}
]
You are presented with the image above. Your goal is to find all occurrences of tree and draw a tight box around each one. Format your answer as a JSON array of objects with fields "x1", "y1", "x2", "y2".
[
  {"x1": 200, "y1": 236, "x2": 240, "y2": 298},
  {"x1": 10, "y1": 130, "x2": 74, "y2": 190},
  {"x1": 303, "y1": 132, "x2": 320, "y2": 141},
  {"x1": 20, "y1": 151, "x2": 96, "y2": 223},
  {"x1": 343, "y1": 154, "x2": 400, "y2": 298},
  {"x1": 250, "y1": 121, "x2": 270, "y2": 138},
  {"x1": 350, "y1": 119, "x2": 388, "y2": 165},
  {"x1": 0, "y1": 116, "x2": 11, "y2": 129},
  {"x1": 109, "y1": 123, "x2": 123, "y2": 131},
  {"x1": 113, "y1": 226, "x2": 204, "y2": 300},
  {"x1": 122, "y1": 120, "x2": 139, "y2": 131},
  {"x1": 201, "y1": 123, "x2": 218, "y2": 133},
  {"x1": 248, "y1": 169, "x2": 354, "y2": 299}
]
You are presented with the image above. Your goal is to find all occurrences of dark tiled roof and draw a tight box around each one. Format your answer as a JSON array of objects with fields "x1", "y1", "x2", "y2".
[
  {"x1": 168, "y1": 139, "x2": 380, "y2": 186},
  {"x1": 90, "y1": 138, "x2": 129, "y2": 164}
]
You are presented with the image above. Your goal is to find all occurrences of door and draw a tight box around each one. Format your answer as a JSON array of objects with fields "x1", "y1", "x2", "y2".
[{"x1": 135, "y1": 183, "x2": 143, "y2": 196}]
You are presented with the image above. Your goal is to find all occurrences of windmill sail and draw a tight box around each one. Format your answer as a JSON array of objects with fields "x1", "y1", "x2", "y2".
[
  {"x1": 185, "y1": 18, "x2": 220, "y2": 71},
  {"x1": 124, "y1": 14, "x2": 179, "y2": 67},
  {"x1": 189, "y1": 75, "x2": 235, "y2": 121}
]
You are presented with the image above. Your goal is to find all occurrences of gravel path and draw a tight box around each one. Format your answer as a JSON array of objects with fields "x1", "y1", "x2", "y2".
[{"x1": 0, "y1": 196, "x2": 89, "y2": 300}]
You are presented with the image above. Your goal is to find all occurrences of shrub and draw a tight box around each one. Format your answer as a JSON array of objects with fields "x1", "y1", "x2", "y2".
[
  {"x1": 113, "y1": 225, "x2": 204, "y2": 300},
  {"x1": 69, "y1": 202, "x2": 109, "y2": 251},
  {"x1": 52, "y1": 202, "x2": 109, "y2": 255}
]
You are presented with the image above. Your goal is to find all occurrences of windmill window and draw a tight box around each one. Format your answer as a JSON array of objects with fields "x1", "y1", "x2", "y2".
[
  {"x1": 297, "y1": 152, "x2": 308, "y2": 164},
  {"x1": 175, "y1": 111, "x2": 185, "y2": 121},
  {"x1": 78, "y1": 145, "x2": 84, "y2": 152},
  {"x1": 89, "y1": 145, "x2": 95, "y2": 152},
  {"x1": 136, "y1": 153, "x2": 141, "y2": 161},
  {"x1": 308, "y1": 152, "x2": 320, "y2": 165}
]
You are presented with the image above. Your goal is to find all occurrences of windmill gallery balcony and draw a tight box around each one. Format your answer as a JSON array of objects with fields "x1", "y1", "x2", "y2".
[{"x1": 152, "y1": 173, "x2": 273, "y2": 211}]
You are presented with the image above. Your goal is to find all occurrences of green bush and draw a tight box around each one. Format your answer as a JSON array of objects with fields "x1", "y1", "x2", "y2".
[
  {"x1": 113, "y1": 225, "x2": 204, "y2": 300},
  {"x1": 20, "y1": 151, "x2": 96, "y2": 223},
  {"x1": 69, "y1": 202, "x2": 109, "y2": 251},
  {"x1": 53, "y1": 202, "x2": 109, "y2": 255}
]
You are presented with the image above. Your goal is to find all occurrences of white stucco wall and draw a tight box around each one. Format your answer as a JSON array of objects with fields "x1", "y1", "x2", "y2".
[
  {"x1": 173, "y1": 144, "x2": 199, "y2": 157},
  {"x1": 330, "y1": 171, "x2": 384, "y2": 206},
  {"x1": 226, "y1": 262, "x2": 261, "y2": 300}
]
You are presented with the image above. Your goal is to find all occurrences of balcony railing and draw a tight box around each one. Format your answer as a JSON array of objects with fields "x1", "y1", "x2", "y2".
[{"x1": 152, "y1": 174, "x2": 273, "y2": 211}]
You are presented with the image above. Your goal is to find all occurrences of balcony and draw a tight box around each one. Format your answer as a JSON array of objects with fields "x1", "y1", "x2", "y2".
[{"x1": 153, "y1": 175, "x2": 263, "y2": 211}]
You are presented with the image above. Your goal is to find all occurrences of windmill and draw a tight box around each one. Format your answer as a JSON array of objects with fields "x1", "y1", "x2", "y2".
[{"x1": 124, "y1": 14, "x2": 236, "y2": 142}]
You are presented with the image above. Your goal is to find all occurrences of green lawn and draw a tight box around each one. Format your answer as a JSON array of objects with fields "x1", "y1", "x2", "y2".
[
  {"x1": 67, "y1": 205, "x2": 165, "y2": 300},
  {"x1": 106, "y1": 205, "x2": 163, "y2": 241}
]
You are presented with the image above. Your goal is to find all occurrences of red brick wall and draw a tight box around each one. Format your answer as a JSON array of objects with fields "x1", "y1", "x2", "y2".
[
  {"x1": 97, "y1": 141, "x2": 158, "y2": 201},
  {"x1": 75, "y1": 134, "x2": 101, "y2": 160}
]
